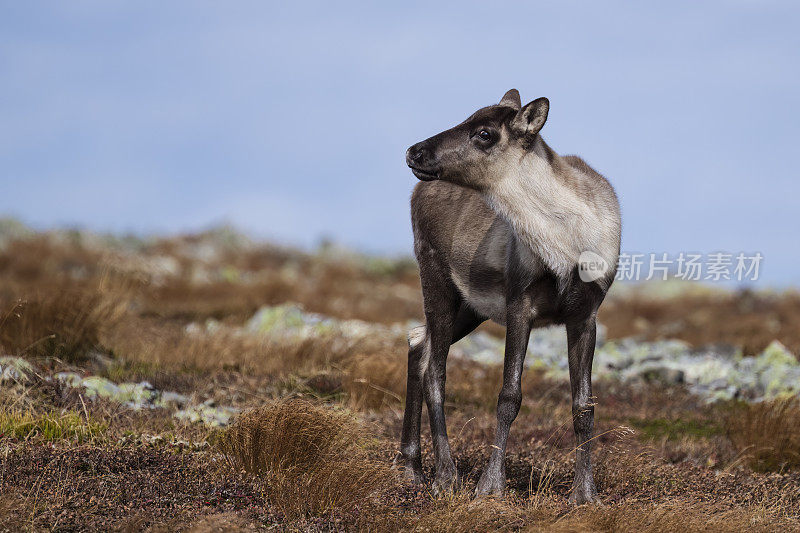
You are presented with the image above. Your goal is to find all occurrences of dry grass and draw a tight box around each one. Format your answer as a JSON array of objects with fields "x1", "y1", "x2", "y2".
[
  {"x1": 0, "y1": 492, "x2": 26, "y2": 532},
  {"x1": 725, "y1": 397, "x2": 800, "y2": 472},
  {"x1": 218, "y1": 398, "x2": 396, "y2": 519},
  {"x1": 0, "y1": 279, "x2": 128, "y2": 362},
  {"x1": 409, "y1": 494, "x2": 529, "y2": 532},
  {"x1": 136, "y1": 241, "x2": 422, "y2": 325},
  {"x1": 183, "y1": 513, "x2": 255, "y2": 533},
  {"x1": 527, "y1": 500, "x2": 794, "y2": 533},
  {"x1": 106, "y1": 316, "x2": 410, "y2": 413},
  {"x1": 107, "y1": 314, "x2": 394, "y2": 367},
  {"x1": 343, "y1": 351, "x2": 406, "y2": 410},
  {"x1": 411, "y1": 498, "x2": 784, "y2": 533},
  {"x1": 4, "y1": 229, "x2": 800, "y2": 356}
]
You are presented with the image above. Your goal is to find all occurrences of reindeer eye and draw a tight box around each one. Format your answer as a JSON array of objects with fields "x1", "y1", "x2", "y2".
[{"x1": 478, "y1": 129, "x2": 492, "y2": 141}]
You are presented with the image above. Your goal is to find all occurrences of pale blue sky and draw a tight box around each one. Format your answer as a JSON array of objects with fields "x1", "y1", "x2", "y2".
[{"x1": 1, "y1": 2, "x2": 798, "y2": 284}]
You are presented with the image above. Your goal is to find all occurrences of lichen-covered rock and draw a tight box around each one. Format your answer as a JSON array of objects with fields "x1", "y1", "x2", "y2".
[
  {"x1": 174, "y1": 400, "x2": 239, "y2": 427},
  {"x1": 240, "y1": 305, "x2": 800, "y2": 404},
  {"x1": 56, "y1": 373, "x2": 234, "y2": 424},
  {"x1": 54, "y1": 372, "x2": 83, "y2": 388},
  {"x1": 453, "y1": 324, "x2": 799, "y2": 403},
  {"x1": 155, "y1": 391, "x2": 190, "y2": 409},
  {"x1": 78, "y1": 376, "x2": 157, "y2": 408},
  {"x1": 752, "y1": 341, "x2": 800, "y2": 397},
  {"x1": 246, "y1": 304, "x2": 318, "y2": 335},
  {"x1": 452, "y1": 324, "x2": 606, "y2": 376},
  {"x1": 0, "y1": 356, "x2": 34, "y2": 383},
  {"x1": 451, "y1": 332, "x2": 504, "y2": 365},
  {"x1": 81, "y1": 376, "x2": 122, "y2": 400},
  {"x1": 638, "y1": 366, "x2": 686, "y2": 385},
  {"x1": 0, "y1": 217, "x2": 33, "y2": 249},
  {"x1": 244, "y1": 303, "x2": 402, "y2": 343},
  {"x1": 117, "y1": 381, "x2": 158, "y2": 409}
]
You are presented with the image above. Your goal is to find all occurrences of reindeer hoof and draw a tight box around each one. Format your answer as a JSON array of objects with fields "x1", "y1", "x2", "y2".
[
  {"x1": 432, "y1": 462, "x2": 459, "y2": 496},
  {"x1": 568, "y1": 478, "x2": 602, "y2": 506},
  {"x1": 475, "y1": 467, "x2": 505, "y2": 498},
  {"x1": 394, "y1": 452, "x2": 425, "y2": 485},
  {"x1": 405, "y1": 464, "x2": 426, "y2": 485}
]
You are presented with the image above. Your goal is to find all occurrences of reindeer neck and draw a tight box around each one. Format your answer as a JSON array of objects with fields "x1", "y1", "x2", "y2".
[{"x1": 484, "y1": 137, "x2": 619, "y2": 281}]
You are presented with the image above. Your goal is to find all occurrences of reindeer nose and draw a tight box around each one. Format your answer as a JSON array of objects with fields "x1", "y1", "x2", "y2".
[{"x1": 406, "y1": 143, "x2": 427, "y2": 166}]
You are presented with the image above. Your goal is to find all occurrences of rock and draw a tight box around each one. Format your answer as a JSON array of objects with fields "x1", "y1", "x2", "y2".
[
  {"x1": 54, "y1": 372, "x2": 83, "y2": 388},
  {"x1": 752, "y1": 341, "x2": 800, "y2": 398},
  {"x1": 58, "y1": 374, "x2": 155, "y2": 406},
  {"x1": 53, "y1": 370, "x2": 236, "y2": 424},
  {"x1": 451, "y1": 323, "x2": 607, "y2": 374},
  {"x1": 0, "y1": 356, "x2": 34, "y2": 383},
  {"x1": 81, "y1": 376, "x2": 122, "y2": 400},
  {"x1": 452, "y1": 331, "x2": 505, "y2": 365},
  {"x1": 703, "y1": 386, "x2": 739, "y2": 403},
  {"x1": 246, "y1": 304, "x2": 315, "y2": 335},
  {"x1": 759, "y1": 340, "x2": 796, "y2": 366},
  {"x1": 117, "y1": 381, "x2": 158, "y2": 409},
  {"x1": 240, "y1": 306, "x2": 800, "y2": 405},
  {"x1": 155, "y1": 391, "x2": 190, "y2": 409},
  {"x1": 184, "y1": 322, "x2": 204, "y2": 336},
  {"x1": 148, "y1": 255, "x2": 181, "y2": 278},
  {"x1": 244, "y1": 304, "x2": 390, "y2": 343},
  {"x1": 706, "y1": 378, "x2": 730, "y2": 390},
  {"x1": 174, "y1": 403, "x2": 240, "y2": 427},
  {"x1": 640, "y1": 366, "x2": 685, "y2": 385}
]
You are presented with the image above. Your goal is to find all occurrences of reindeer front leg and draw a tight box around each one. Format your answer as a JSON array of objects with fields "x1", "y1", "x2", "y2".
[
  {"x1": 475, "y1": 298, "x2": 531, "y2": 497},
  {"x1": 423, "y1": 316, "x2": 459, "y2": 495},
  {"x1": 566, "y1": 314, "x2": 601, "y2": 505}
]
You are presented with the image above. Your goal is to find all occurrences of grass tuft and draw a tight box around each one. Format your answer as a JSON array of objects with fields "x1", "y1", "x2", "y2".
[
  {"x1": 0, "y1": 279, "x2": 127, "y2": 362},
  {"x1": 218, "y1": 398, "x2": 395, "y2": 519},
  {"x1": 725, "y1": 397, "x2": 800, "y2": 472}
]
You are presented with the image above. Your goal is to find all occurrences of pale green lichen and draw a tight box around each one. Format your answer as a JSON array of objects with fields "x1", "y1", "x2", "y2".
[{"x1": 0, "y1": 356, "x2": 35, "y2": 382}]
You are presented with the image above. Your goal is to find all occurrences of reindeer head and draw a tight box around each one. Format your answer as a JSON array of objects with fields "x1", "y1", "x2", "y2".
[{"x1": 406, "y1": 89, "x2": 549, "y2": 191}]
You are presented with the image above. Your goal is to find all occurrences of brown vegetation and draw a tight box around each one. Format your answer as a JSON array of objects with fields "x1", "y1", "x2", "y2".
[
  {"x1": 600, "y1": 290, "x2": 800, "y2": 355},
  {"x1": 219, "y1": 398, "x2": 395, "y2": 519},
  {"x1": 1, "y1": 228, "x2": 799, "y2": 531},
  {"x1": 0, "y1": 279, "x2": 127, "y2": 362},
  {"x1": 725, "y1": 397, "x2": 800, "y2": 472}
]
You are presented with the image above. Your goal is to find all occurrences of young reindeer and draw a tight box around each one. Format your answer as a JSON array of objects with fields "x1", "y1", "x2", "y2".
[{"x1": 399, "y1": 89, "x2": 620, "y2": 504}]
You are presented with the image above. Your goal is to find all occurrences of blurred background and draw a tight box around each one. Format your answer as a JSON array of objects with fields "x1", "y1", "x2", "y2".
[{"x1": 2, "y1": 1, "x2": 799, "y2": 285}]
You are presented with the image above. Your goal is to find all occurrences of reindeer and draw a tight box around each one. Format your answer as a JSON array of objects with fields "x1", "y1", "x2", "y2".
[{"x1": 399, "y1": 89, "x2": 621, "y2": 504}]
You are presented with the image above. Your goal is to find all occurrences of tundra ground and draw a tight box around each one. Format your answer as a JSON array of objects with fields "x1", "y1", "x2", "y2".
[{"x1": 0, "y1": 224, "x2": 799, "y2": 532}]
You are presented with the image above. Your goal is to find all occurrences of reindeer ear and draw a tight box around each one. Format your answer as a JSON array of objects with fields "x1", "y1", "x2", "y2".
[
  {"x1": 499, "y1": 89, "x2": 521, "y2": 110},
  {"x1": 511, "y1": 97, "x2": 549, "y2": 136}
]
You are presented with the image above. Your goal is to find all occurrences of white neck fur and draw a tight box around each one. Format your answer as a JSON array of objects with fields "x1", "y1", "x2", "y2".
[{"x1": 484, "y1": 141, "x2": 620, "y2": 281}]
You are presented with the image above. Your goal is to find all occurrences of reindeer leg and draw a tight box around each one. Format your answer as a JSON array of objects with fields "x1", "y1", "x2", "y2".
[
  {"x1": 566, "y1": 314, "x2": 601, "y2": 505},
  {"x1": 400, "y1": 303, "x2": 483, "y2": 488},
  {"x1": 421, "y1": 297, "x2": 472, "y2": 494},
  {"x1": 476, "y1": 298, "x2": 531, "y2": 497},
  {"x1": 399, "y1": 323, "x2": 428, "y2": 484}
]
